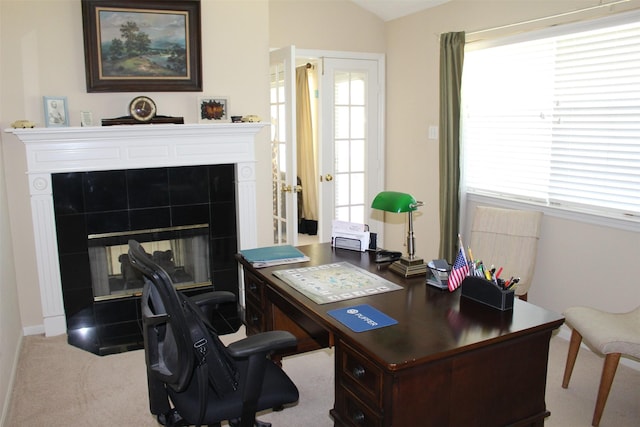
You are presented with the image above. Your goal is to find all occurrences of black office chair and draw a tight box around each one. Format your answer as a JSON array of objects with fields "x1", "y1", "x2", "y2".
[{"x1": 128, "y1": 240, "x2": 299, "y2": 427}]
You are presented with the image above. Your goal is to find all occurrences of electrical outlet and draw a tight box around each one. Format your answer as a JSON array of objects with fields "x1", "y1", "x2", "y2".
[{"x1": 428, "y1": 125, "x2": 438, "y2": 140}]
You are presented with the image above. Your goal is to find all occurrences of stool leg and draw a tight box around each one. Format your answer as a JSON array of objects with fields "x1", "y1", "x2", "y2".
[
  {"x1": 562, "y1": 329, "x2": 582, "y2": 388},
  {"x1": 592, "y1": 352, "x2": 621, "y2": 427}
]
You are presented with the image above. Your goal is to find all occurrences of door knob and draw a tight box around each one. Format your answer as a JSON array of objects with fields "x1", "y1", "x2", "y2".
[{"x1": 322, "y1": 174, "x2": 333, "y2": 182}]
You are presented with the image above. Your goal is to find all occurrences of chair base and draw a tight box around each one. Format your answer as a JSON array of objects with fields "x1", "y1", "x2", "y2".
[
  {"x1": 158, "y1": 410, "x2": 273, "y2": 427},
  {"x1": 157, "y1": 409, "x2": 188, "y2": 427},
  {"x1": 229, "y1": 419, "x2": 272, "y2": 427}
]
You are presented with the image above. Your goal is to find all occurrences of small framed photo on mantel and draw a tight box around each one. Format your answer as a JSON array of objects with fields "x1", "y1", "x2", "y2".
[
  {"x1": 198, "y1": 96, "x2": 229, "y2": 122},
  {"x1": 43, "y1": 96, "x2": 69, "y2": 127}
]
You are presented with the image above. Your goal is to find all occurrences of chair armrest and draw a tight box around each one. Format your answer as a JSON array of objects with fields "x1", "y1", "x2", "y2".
[
  {"x1": 227, "y1": 330, "x2": 297, "y2": 358},
  {"x1": 190, "y1": 291, "x2": 236, "y2": 307}
]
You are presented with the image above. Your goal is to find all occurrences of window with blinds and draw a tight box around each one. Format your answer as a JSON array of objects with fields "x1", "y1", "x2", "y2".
[{"x1": 461, "y1": 14, "x2": 640, "y2": 221}]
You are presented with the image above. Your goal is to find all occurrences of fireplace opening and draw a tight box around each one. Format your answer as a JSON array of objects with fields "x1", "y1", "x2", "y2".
[{"x1": 89, "y1": 224, "x2": 211, "y2": 301}]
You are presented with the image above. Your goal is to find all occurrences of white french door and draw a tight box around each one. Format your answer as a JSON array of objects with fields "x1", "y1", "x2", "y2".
[
  {"x1": 318, "y1": 56, "x2": 385, "y2": 243},
  {"x1": 270, "y1": 48, "x2": 385, "y2": 246},
  {"x1": 269, "y1": 46, "x2": 298, "y2": 245}
]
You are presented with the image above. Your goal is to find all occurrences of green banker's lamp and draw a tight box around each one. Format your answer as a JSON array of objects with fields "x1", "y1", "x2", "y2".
[{"x1": 371, "y1": 191, "x2": 427, "y2": 278}]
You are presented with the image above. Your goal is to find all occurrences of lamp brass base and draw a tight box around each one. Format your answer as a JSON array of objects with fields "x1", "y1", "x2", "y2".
[{"x1": 389, "y1": 256, "x2": 427, "y2": 278}]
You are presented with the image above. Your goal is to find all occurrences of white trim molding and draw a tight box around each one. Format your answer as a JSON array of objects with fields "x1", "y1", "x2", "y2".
[{"x1": 7, "y1": 123, "x2": 267, "y2": 337}]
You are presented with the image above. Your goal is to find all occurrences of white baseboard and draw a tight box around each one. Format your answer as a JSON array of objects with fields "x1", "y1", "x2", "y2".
[
  {"x1": 1, "y1": 334, "x2": 23, "y2": 427},
  {"x1": 556, "y1": 324, "x2": 640, "y2": 372},
  {"x1": 22, "y1": 324, "x2": 44, "y2": 336}
]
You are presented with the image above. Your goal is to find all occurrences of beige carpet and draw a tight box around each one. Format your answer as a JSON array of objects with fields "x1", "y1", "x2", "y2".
[{"x1": 5, "y1": 328, "x2": 639, "y2": 426}]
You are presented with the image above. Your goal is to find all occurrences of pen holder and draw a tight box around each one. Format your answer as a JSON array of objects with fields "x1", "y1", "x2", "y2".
[{"x1": 461, "y1": 276, "x2": 514, "y2": 311}]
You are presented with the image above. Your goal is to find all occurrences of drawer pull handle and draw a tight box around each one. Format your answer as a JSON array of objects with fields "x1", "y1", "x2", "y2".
[
  {"x1": 249, "y1": 283, "x2": 257, "y2": 292},
  {"x1": 352, "y1": 366, "x2": 365, "y2": 379},
  {"x1": 352, "y1": 410, "x2": 365, "y2": 424},
  {"x1": 251, "y1": 315, "x2": 259, "y2": 324}
]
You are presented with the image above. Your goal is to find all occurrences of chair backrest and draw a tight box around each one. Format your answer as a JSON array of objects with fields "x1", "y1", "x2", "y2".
[
  {"x1": 128, "y1": 239, "x2": 196, "y2": 392},
  {"x1": 129, "y1": 239, "x2": 239, "y2": 398},
  {"x1": 469, "y1": 206, "x2": 543, "y2": 296}
]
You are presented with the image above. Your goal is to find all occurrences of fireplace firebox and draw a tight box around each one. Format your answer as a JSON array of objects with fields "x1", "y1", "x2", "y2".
[
  {"x1": 89, "y1": 224, "x2": 211, "y2": 301},
  {"x1": 53, "y1": 165, "x2": 240, "y2": 355}
]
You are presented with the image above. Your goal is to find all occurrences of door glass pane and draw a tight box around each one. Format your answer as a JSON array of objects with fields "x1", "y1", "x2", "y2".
[
  {"x1": 350, "y1": 205, "x2": 364, "y2": 224},
  {"x1": 335, "y1": 206, "x2": 350, "y2": 221},
  {"x1": 270, "y1": 105, "x2": 277, "y2": 140},
  {"x1": 351, "y1": 140, "x2": 365, "y2": 171},
  {"x1": 335, "y1": 140, "x2": 350, "y2": 173},
  {"x1": 335, "y1": 173, "x2": 349, "y2": 206},
  {"x1": 335, "y1": 72, "x2": 350, "y2": 104},
  {"x1": 350, "y1": 106, "x2": 365, "y2": 139},
  {"x1": 278, "y1": 105, "x2": 286, "y2": 144},
  {"x1": 351, "y1": 173, "x2": 364, "y2": 204},
  {"x1": 335, "y1": 106, "x2": 349, "y2": 138},
  {"x1": 350, "y1": 72, "x2": 366, "y2": 105}
]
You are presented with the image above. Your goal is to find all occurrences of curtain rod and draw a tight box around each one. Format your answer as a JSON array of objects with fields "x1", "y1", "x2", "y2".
[{"x1": 466, "y1": 0, "x2": 630, "y2": 36}]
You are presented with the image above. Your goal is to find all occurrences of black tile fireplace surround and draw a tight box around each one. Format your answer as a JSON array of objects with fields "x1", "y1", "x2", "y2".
[{"x1": 52, "y1": 164, "x2": 241, "y2": 355}]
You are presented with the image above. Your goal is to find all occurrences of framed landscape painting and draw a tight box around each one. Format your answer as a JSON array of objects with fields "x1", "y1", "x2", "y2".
[{"x1": 81, "y1": 0, "x2": 202, "y2": 92}]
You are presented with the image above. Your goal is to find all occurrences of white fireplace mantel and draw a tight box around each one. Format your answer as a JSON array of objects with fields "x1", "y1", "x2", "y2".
[{"x1": 7, "y1": 123, "x2": 267, "y2": 336}]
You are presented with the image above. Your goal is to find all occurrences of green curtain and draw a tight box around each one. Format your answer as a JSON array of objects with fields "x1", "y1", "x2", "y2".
[{"x1": 438, "y1": 31, "x2": 465, "y2": 262}]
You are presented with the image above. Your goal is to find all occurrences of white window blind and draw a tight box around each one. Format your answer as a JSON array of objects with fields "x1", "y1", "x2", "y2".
[{"x1": 461, "y1": 15, "x2": 640, "y2": 220}]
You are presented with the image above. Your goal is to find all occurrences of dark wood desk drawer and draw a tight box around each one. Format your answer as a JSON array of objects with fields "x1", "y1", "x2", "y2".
[
  {"x1": 337, "y1": 340, "x2": 383, "y2": 410},
  {"x1": 244, "y1": 270, "x2": 265, "y2": 308},
  {"x1": 334, "y1": 384, "x2": 383, "y2": 427},
  {"x1": 244, "y1": 299, "x2": 264, "y2": 335}
]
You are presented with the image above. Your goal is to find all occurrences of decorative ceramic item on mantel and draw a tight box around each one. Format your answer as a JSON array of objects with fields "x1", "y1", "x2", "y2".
[{"x1": 11, "y1": 120, "x2": 36, "y2": 128}]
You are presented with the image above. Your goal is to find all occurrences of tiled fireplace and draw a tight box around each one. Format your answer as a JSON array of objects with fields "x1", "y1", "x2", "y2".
[{"x1": 9, "y1": 123, "x2": 266, "y2": 354}]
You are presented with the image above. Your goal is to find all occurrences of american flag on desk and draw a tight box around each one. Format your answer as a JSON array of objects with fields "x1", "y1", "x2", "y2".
[{"x1": 448, "y1": 247, "x2": 469, "y2": 292}]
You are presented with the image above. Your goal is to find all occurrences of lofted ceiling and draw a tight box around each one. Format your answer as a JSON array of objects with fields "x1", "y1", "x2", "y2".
[{"x1": 350, "y1": 0, "x2": 451, "y2": 22}]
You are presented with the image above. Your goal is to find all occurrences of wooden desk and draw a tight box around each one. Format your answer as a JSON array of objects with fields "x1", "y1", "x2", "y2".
[{"x1": 237, "y1": 244, "x2": 564, "y2": 427}]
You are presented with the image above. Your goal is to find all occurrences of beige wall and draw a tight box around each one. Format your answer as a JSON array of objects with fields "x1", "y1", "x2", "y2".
[
  {"x1": 385, "y1": 0, "x2": 640, "y2": 316},
  {"x1": 0, "y1": 0, "x2": 24, "y2": 420},
  {"x1": 0, "y1": 138, "x2": 22, "y2": 425},
  {"x1": 269, "y1": 0, "x2": 385, "y2": 50}
]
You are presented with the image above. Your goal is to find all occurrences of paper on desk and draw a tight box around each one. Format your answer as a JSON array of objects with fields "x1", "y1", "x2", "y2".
[{"x1": 331, "y1": 220, "x2": 370, "y2": 252}]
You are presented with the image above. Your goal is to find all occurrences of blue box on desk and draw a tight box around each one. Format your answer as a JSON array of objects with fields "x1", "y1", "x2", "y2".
[{"x1": 461, "y1": 276, "x2": 515, "y2": 311}]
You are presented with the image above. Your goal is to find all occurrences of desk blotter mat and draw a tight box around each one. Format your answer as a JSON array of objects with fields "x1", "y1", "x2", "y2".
[{"x1": 273, "y1": 261, "x2": 403, "y2": 304}]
